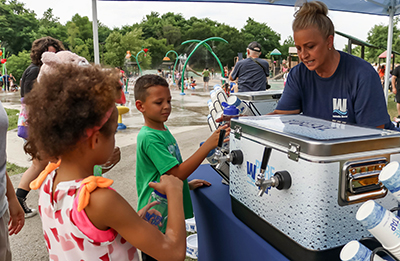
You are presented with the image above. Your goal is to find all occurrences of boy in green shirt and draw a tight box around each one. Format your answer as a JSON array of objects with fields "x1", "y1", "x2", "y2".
[{"x1": 135, "y1": 75, "x2": 227, "y2": 261}]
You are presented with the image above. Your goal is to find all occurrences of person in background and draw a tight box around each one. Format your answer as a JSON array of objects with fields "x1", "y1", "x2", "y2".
[
  {"x1": 2, "y1": 74, "x2": 10, "y2": 92},
  {"x1": 16, "y1": 36, "x2": 65, "y2": 218},
  {"x1": 379, "y1": 65, "x2": 386, "y2": 86},
  {"x1": 9, "y1": 73, "x2": 16, "y2": 89},
  {"x1": 202, "y1": 68, "x2": 210, "y2": 92},
  {"x1": 392, "y1": 64, "x2": 400, "y2": 122},
  {"x1": 229, "y1": 41, "x2": 269, "y2": 92}
]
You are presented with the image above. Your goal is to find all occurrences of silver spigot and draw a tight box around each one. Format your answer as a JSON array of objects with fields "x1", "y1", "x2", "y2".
[
  {"x1": 214, "y1": 129, "x2": 227, "y2": 170},
  {"x1": 254, "y1": 147, "x2": 293, "y2": 196},
  {"x1": 255, "y1": 174, "x2": 278, "y2": 196}
]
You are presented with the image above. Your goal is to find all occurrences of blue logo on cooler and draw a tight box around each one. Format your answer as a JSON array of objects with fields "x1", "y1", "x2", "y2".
[{"x1": 246, "y1": 160, "x2": 275, "y2": 195}]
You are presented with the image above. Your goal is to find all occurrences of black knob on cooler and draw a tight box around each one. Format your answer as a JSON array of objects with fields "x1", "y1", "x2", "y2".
[
  {"x1": 274, "y1": 171, "x2": 292, "y2": 190},
  {"x1": 230, "y1": 150, "x2": 243, "y2": 165}
]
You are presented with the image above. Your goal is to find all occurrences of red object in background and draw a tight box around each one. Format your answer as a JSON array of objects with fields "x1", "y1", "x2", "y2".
[
  {"x1": 143, "y1": 48, "x2": 148, "y2": 53},
  {"x1": 1, "y1": 58, "x2": 6, "y2": 64},
  {"x1": 0, "y1": 50, "x2": 2, "y2": 56}
]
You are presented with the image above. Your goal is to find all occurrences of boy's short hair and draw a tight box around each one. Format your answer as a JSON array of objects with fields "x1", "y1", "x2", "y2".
[{"x1": 134, "y1": 74, "x2": 169, "y2": 102}]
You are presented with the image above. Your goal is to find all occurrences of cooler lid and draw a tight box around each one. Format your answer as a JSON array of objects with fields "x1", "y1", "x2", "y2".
[
  {"x1": 232, "y1": 115, "x2": 400, "y2": 157},
  {"x1": 231, "y1": 90, "x2": 283, "y2": 101}
]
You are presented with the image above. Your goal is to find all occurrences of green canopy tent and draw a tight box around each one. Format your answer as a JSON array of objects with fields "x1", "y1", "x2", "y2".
[{"x1": 270, "y1": 48, "x2": 281, "y2": 77}]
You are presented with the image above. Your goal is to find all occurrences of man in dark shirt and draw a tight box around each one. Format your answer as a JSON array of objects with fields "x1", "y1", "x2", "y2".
[
  {"x1": 392, "y1": 65, "x2": 400, "y2": 122},
  {"x1": 229, "y1": 41, "x2": 269, "y2": 92}
]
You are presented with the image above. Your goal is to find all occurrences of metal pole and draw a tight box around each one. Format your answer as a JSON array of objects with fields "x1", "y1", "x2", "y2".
[
  {"x1": 92, "y1": 0, "x2": 100, "y2": 64},
  {"x1": 384, "y1": 0, "x2": 395, "y2": 103}
]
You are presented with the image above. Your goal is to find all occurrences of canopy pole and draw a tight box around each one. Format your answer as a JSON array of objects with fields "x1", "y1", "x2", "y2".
[
  {"x1": 384, "y1": 0, "x2": 395, "y2": 103},
  {"x1": 92, "y1": 0, "x2": 100, "y2": 65}
]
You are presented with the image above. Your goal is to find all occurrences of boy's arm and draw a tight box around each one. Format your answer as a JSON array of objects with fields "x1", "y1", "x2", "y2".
[
  {"x1": 166, "y1": 126, "x2": 228, "y2": 180},
  {"x1": 6, "y1": 172, "x2": 24, "y2": 235}
]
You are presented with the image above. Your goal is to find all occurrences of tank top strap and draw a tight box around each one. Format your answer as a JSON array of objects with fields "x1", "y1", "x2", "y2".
[
  {"x1": 77, "y1": 176, "x2": 113, "y2": 212},
  {"x1": 29, "y1": 160, "x2": 61, "y2": 190}
]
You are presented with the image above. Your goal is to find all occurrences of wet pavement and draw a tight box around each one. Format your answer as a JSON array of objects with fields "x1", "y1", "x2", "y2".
[{"x1": 3, "y1": 75, "x2": 284, "y2": 260}]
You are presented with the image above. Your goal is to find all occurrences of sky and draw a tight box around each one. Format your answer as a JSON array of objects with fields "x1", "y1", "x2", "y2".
[{"x1": 21, "y1": 0, "x2": 392, "y2": 52}]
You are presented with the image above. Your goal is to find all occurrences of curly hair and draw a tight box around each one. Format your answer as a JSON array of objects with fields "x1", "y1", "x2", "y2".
[
  {"x1": 134, "y1": 74, "x2": 169, "y2": 102},
  {"x1": 292, "y1": 1, "x2": 334, "y2": 40},
  {"x1": 24, "y1": 64, "x2": 121, "y2": 159},
  {"x1": 30, "y1": 36, "x2": 65, "y2": 66}
]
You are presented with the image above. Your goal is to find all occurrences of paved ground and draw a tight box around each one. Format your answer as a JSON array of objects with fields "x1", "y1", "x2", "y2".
[{"x1": 3, "y1": 75, "x2": 283, "y2": 260}]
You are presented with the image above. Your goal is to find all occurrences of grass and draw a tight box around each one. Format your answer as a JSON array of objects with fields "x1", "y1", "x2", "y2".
[
  {"x1": 5, "y1": 108, "x2": 19, "y2": 131},
  {"x1": 4, "y1": 108, "x2": 28, "y2": 176},
  {"x1": 388, "y1": 93, "x2": 398, "y2": 119},
  {"x1": 6, "y1": 162, "x2": 27, "y2": 176}
]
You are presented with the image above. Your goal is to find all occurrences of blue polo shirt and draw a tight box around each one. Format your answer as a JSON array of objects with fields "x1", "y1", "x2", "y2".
[
  {"x1": 231, "y1": 58, "x2": 269, "y2": 92},
  {"x1": 276, "y1": 51, "x2": 394, "y2": 130}
]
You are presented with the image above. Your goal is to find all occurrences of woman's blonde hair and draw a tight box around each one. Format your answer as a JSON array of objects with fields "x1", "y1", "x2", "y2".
[{"x1": 292, "y1": 1, "x2": 334, "y2": 40}]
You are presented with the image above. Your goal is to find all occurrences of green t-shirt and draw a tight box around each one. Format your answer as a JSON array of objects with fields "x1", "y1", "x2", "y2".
[
  {"x1": 202, "y1": 70, "x2": 210, "y2": 77},
  {"x1": 136, "y1": 126, "x2": 193, "y2": 222}
]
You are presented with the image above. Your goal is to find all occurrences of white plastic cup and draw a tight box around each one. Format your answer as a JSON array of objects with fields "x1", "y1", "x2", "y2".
[
  {"x1": 379, "y1": 161, "x2": 400, "y2": 201},
  {"x1": 356, "y1": 200, "x2": 400, "y2": 249},
  {"x1": 215, "y1": 111, "x2": 223, "y2": 125},
  {"x1": 186, "y1": 234, "x2": 198, "y2": 259},
  {"x1": 207, "y1": 99, "x2": 214, "y2": 113},
  {"x1": 185, "y1": 217, "x2": 197, "y2": 232},
  {"x1": 214, "y1": 86, "x2": 228, "y2": 104},
  {"x1": 227, "y1": 96, "x2": 253, "y2": 116},
  {"x1": 340, "y1": 240, "x2": 384, "y2": 261},
  {"x1": 207, "y1": 114, "x2": 217, "y2": 132}
]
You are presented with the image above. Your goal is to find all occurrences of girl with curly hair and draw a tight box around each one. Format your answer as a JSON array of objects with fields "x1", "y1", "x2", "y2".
[{"x1": 26, "y1": 63, "x2": 186, "y2": 261}]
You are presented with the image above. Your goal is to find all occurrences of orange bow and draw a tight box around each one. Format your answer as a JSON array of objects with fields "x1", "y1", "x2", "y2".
[
  {"x1": 77, "y1": 176, "x2": 113, "y2": 212},
  {"x1": 30, "y1": 160, "x2": 61, "y2": 190}
]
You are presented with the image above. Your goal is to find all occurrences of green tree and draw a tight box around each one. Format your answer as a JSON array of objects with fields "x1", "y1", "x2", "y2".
[
  {"x1": 366, "y1": 20, "x2": 400, "y2": 62},
  {"x1": 103, "y1": 29, "x2": 151, "y2": 69},
  {"x1": 0, "y1": 0, "x2": 39, "y2": 55},
  {"x1": 6, "y1": 50, "x2": 31, "y2": 83},
  {"x1": 29, "y1": 8, "x2": 68, "y2": 46},
  {"x1": 279, "y1": 36, "x2": 295, "y2": 59},
  {"x1": 147, "y1": 37, "x2": 173, "y2": 68},
  {"x1": 162, "y1": 24, "x2": 181, "y2": 46},
  {"x1": 242, "y1": 18, "x2": 281, "y2": 56}
]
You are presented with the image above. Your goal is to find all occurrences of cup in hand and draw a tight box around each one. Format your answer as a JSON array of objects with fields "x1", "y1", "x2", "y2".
[
  {"x1": 340, "y1": 240, "x2": 384, "y2": 261},
  {"x1": 379, "y1": 161, "x2": 400, "y2": 201},
  {"x1": 356, "y1": 200, "x2": 400, "y2": 253}
]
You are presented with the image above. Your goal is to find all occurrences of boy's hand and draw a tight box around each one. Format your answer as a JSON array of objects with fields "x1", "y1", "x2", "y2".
[
  {"x1": 188, "y1": 179, "x2": 211, "y2": 190},
  {"x1": 149, "y1": 174, "x2": 183, "y2": 196},
  {"x1": 203, "y1": 125, "x2": 230, "y2": 151},
  {"x1": 137, "y1": 201, "x2": 159, "y2": 219}
]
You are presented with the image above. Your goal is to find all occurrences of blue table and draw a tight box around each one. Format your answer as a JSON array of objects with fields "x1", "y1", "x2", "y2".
[{"x1": 189, "y1": 164, "x2": 290, "y2": 261}]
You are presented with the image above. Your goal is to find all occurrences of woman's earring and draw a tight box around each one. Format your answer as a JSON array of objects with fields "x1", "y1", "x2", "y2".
[{"x1": 329, "y1": 47, "x2": 332, "y2": 51}]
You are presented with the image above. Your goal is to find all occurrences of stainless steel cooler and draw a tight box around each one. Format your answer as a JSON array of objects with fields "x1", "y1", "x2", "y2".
[
  {"x1": 231, "y1": 90, "x2": 282, "y2": 115},
  {"x1": 228, "y1": 115, "x2": 400, "y2": 261}
]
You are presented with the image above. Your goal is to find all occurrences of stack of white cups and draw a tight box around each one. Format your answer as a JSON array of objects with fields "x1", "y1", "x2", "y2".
[
  {"x1": 340, "y1": 240, "x2": 384, "y2": 261},
  {"x1": 356, "y1": 200, "x2": 400, "y2": 259},
  {"x1": 214, "y1": 85, "x2": 228, "y2": 105}
]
